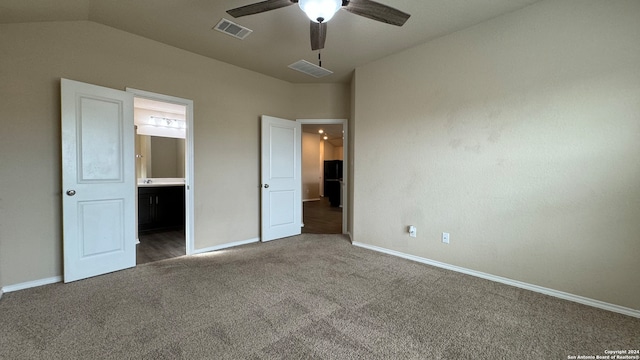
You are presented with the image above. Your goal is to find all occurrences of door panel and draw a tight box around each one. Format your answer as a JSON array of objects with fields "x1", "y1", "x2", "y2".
[
  {"x1": 78, "y1": 200, "x2": 124, "y2": 256},
  {"x1": 269, "y1": 190, "x2": 295, "y2": 226},
  {"x1": 261, "y1": 116, "x2": 301, "y2": 241},
  {"x1": 62, "y1": 78, "x2": 136, "y2": 283},
  {"x1": 78, "y1": 98, "x2": 124, "y2": 181},
  {"x1": 270, "y1": 126, "x2": 296, "y2": 178}
]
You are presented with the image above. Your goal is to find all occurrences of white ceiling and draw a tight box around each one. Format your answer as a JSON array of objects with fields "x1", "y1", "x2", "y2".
[
  {"x1": 134, "y1": 98, "x2": 186, "y2": 115},
  {"x1": 0, "y1": 0, "x2": 540, "y2": 83}
]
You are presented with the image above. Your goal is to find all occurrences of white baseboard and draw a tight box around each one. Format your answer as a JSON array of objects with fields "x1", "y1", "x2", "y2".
[
  {"x1": 303, "y1": 198, "x2": 321, "y2": 202},
  {"x1": 192, "y1": 237, "x2": 260, "y2": 255},
  {"x1": 2, "y1": 276, "x2": 62, "y2": 294},
  {"x1": 352, "y1": 242, "x2": 640, "y2": 319}
]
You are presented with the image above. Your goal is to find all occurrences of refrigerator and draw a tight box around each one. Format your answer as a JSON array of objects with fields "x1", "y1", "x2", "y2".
[{"x1": 324, "y1": 160, "x2": 343, "y2": 207}]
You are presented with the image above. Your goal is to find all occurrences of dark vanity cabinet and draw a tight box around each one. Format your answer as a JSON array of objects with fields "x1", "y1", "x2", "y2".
[{"x1": 138, "y1": 186, "x2": 185, "y2": 234}]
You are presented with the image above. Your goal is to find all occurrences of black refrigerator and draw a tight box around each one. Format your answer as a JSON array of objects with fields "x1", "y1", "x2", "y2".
[{"x1": 324, "y1": 160, "x2": 343, "y2": 207}]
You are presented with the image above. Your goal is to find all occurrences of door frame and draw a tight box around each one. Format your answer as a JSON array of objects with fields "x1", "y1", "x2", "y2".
[
  {"x1": 297, "y1": 118, "x2": 348, "y2": 235},
  {"x1": 126, "y1": 88, "x2": 195, "y2": 255}
]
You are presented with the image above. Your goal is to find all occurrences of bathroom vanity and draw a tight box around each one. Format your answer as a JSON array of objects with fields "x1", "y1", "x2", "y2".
[{"x1": 137, "y1": 179, "x2": 185, "y2": 234}]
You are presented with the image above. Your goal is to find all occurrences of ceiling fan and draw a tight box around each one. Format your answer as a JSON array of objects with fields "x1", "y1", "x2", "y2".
[{"x1": 226, "y1": 0, "x2": 410, "y2": 51}]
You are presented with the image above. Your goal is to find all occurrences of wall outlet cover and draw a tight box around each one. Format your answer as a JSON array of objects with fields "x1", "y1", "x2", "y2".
[{"x1": 409, "y1": 226, "x2": 417, "y2": 238}]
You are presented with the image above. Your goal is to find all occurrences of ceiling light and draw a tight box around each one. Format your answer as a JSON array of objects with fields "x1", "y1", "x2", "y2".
[
  {"x1": 318, "y1": 129, "x2": 324, "y2": 134},
  {"x1": 298, "y1": 0, "x2": 342, "y2": 23},
  {"x1": 323, "y1": 135, "x2": 328, "y2": 140}
]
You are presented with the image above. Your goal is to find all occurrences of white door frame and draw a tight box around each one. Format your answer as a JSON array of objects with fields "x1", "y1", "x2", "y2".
[
  {"x1": 297, "y1": 118, "x2": 348, "y2": 235},
  {"x1": 126, "y1": 88, "x2": 195, "y2": 255}
]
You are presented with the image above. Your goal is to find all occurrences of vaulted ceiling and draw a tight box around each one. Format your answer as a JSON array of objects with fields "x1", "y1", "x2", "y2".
[{"x1": 0, "y1": 0, "x2": 540, "y2": 83}]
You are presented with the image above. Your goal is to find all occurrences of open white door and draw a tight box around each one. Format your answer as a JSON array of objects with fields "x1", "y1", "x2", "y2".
[
  {"x1": 261, "y1": 115, "x2": 302, "y2": 242},
  {"x1": 61, "y1": 79, "x2": 136, "y2": 283}
]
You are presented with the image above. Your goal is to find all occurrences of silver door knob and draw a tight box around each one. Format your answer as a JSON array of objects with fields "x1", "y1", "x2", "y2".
[
  {"x1": 66, "y1": 190, "x2": 76, "y2": 196},
  {"x1": 264, "y1": 184, "x2": 269, "y2": 188}
]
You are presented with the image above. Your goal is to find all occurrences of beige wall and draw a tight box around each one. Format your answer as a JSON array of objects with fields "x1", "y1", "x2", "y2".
[
  {"x1": 323, "y1": 141, "x2": 335, "y2": 161},
  {"x1": 302, "y1": 132, "x2": 321, "y2": 200},
  {"x1": 323, "y1": 142, "x2": 345, "y2": 161},
  {"x1": 353, "y1": 0, "x2": 640, "y2": 310},
  {"x1": 0, "y1": 21, "x2": 352, "y2": 288},
  {"x1": 292, "y1": 83, "x2": 350, "y2": 119},
  {"x1": 334, "y1": 147, "x2": 343, "y2": 161}
]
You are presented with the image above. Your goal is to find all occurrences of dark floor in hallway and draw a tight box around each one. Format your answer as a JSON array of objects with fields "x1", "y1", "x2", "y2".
[{"x1": 302, "y1": 197, "x2": 342, "y2": 234}]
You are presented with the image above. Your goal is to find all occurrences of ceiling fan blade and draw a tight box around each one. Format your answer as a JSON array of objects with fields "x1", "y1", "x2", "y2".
[
  {"x1": 344, "y1": 0, "x2": 410, "y2": 26},
  {"x1": 227, "y1": 0, "x2": 296, "y2": 18},
  {"x1": 310, "y1": 21, "x2": 327, "y2": 50}
]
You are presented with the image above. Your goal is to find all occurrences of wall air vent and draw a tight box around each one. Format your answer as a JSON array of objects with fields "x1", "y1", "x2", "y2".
[
  {"x1": 214, "y1": 18, "x2": 253, "y2": 40},
  {"x1": 288, "y1": 60, "x2": 333, "y2": 78}
]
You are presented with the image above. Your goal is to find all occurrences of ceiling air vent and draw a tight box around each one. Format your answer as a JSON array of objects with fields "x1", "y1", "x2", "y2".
[
  {"x1": 214, "y1": 18, "x2": 253, "y2": 40},
  {"x1": 288, "y1": 60, "x2": 333, "y2": 78}
]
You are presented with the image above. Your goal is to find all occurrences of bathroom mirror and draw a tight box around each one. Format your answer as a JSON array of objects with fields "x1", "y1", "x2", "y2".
[{"x1": 136, "y1": 135, "x2": 185, "y2": 179}]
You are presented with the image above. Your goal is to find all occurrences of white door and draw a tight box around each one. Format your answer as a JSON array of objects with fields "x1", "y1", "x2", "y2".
[
  {"x1": 61, "y1": 79, "x2": 136, "y2": 282},
  {"x1": 261, "y1": 115, "x2": 302, "y2": 241}
]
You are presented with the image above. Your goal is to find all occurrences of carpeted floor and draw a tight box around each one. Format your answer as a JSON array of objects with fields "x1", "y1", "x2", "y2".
[{"x1": 0, "y1": 234, "x2": 638, "y2": 359}]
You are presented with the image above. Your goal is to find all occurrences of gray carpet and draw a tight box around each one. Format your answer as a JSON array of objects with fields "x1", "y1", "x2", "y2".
[{"x1": 0, "y1": 234, "x2": 638, "y2": 359}]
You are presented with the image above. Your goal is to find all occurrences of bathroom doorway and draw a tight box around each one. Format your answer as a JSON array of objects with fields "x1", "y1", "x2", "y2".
[{"x1": 128, "y1": 88, "x2": 195, "y2": 264}]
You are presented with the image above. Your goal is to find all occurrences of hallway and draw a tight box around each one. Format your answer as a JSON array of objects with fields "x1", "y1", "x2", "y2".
[{"x1": 302, "y1": 197, "x2": 342, "y2": 234}]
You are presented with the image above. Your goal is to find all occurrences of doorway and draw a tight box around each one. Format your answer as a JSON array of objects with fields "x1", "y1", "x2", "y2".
[
  {"x1": 299, "y1": 119, "x2": 347, "y2": 234},
  {"x1": 127, "y1": 88, "x2": 195, "y2": 263}
]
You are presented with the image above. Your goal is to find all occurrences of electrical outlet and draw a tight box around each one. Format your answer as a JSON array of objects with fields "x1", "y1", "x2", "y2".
[
  {"x1": 442, "y1": 232, "x2": 450, "y2": 244},
  {"x1": 408, "y1": 226, "x2": 417, "y2": 238}
]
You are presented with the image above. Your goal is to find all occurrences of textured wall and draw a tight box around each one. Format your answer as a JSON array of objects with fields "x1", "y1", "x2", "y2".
[
  {"x1": 353, "y1": 0, "x2": 640, "y2": 309},
  {"x1": 302, "y1": 132, "x2": 321, "y2": 200},
  {"x1": 292, "y1": 83, "x2": 351, "y2": 120}
]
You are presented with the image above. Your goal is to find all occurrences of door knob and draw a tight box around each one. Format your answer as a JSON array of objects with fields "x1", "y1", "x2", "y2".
[
  {"x1": 66, "y1": 189, "x2": 76, "y2": 196},
  {"x1": 264, "y1": 184, "x2": 269, "y2": 188}
]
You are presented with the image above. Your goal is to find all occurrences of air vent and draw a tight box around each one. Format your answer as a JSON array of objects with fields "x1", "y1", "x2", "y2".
[
  {"x1": 214, "y1": 18, "x2": 253, "y2": 40},
  {"x1": 288, "y1": 60, "x2": 333, "y2": 78}
]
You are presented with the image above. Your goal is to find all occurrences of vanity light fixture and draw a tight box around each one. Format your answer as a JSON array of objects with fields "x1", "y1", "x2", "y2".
[
  {"x1": 136, "y1": 115, "x2": 186, "y2": 138},
  {"x1": 150, "y1": 116, "x2": 185, "y2": 129}
]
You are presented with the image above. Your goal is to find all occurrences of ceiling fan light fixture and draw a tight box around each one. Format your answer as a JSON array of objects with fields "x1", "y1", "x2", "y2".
[{"x1": 299, "y1": 0, "x2": 342, "y2": 23}]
